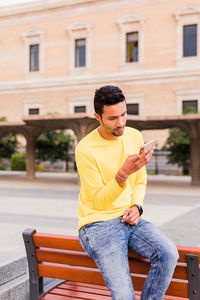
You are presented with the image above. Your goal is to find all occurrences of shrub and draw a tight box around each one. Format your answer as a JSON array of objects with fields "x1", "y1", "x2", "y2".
[
  {"x1": 0, "y1": 163, "x2": 6, "y2": 170},
  {"x1": 35, "y1": 163, "x2": 45, "y2": 172},
  {"x1": 10, "y1": 152, "x2": 26, "y2": 171}
]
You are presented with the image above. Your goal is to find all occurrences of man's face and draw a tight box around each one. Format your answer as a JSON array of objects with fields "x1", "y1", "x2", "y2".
[{"x1": 95, "y1": 101, "x2": 127, "y2": 140}]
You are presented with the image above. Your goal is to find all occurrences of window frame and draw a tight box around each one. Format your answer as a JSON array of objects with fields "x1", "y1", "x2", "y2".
[
  {"x1": 182, "y1": 100, "x2": 198, "y2": 114},
  {"x1": 174, "y1": 5, "x2": 200, "y2": 68},
  {"x1": 125, "y1": 93, "x2": 144, "y2": 117},
  {"x1": 21, "y1": 29, "x2": 44, "y2": 78},
  {"x1": 176, "y1": 89, "x2": 200, "y2": 115},
  {"x1": 69, "y1": 98, "x2": 90, "y2": 115},
  {"x1": 23, "y1": 99, "x2": 43, "y2": 116},
  {"x1": 117, "y1": 14, "x2": 144, "y2": 70},
  {"x1": 66, "y1": 21, "x2": 92, "y2": 75}
]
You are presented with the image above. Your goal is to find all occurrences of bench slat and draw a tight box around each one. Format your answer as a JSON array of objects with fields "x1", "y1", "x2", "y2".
[
  {"x1": 166, "y1": 279, "x2": 188, "y2": 298},
  {"x1": 41, "y1": 281, "x2": 188, "y2": 300},
  {"x1": 38, "y1": 263, "x2": 189, "y2": 298},
  {"x1": 33, "y1": 233, "x2": 200, "y2": 263},
  {"x1": 177, "y1": 246, "x2": 200, "y2": 263},
  {"x1": 33, "y1": 234, "x2": 83, "y2": 252},
  {"x1": 66, "y1": 281, "x2": 109, "y2": 291},
  {"x1": 41, "y1": 293, "x2": 86, "y2": 300},
  {"x1": 49, "y1": 287, "x2": 111, "y2": 300},
  {"x1": 36, "y1": 249, "x2": 97, "y2": 268},
  {"x1": 36, "y1": 249, "x2": 188, "y2": 280},
  {"x1": 58, "y1": 283, "x2": 111, "y2": 296}
]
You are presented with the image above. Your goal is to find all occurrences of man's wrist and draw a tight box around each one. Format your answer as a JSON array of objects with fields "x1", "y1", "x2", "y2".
[
  {"x1": 133, "y1": 204, "x2": 143, "y2": 216},
  {"x1": 116, "y1": 172, "x2": 127, "y2": 182},
  {"x1": 117, "y1": 170, "x2": 128, "y2": 181}
]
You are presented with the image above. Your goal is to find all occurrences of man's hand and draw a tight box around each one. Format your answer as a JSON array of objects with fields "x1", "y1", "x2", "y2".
[
  {"x1": 122, "y1": 206, "x2": 140, "y2": 225},
  {"x1": 118, "y1": 149, "x2": 152, "y2": 179}
]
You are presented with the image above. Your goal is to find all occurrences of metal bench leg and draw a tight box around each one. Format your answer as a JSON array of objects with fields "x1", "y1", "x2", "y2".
[
  {"x1": 186, "y1": 254, "x2": 200, "y2": 300},
  {"x1": 22, "y1": 228, "x2": 44, "y2": 300}
]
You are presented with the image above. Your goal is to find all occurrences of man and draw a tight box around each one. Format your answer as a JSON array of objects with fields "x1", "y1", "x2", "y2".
[{"x1": 75, "y1": 85, "x2": 178, "y2": 300}]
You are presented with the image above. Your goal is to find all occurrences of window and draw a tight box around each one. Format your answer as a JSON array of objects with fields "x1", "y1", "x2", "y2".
[
  {"x1": 183, "y1": 25, "x2": 197, "y2": 57},
  {"x1": 75, "y1": 39, "x2": 86, "y2": 67},
  {"x1": 127, "y1": 103, "x2": 139, "y2": 115},
  {"x1": 126, "y1": 32, "x2": 138, "y2": 62},
  {"x1": 29, "y1": 108, "x2": 40, "y2": 115},
  {"x1": 182, "y1": 100, "x2": 198, "y2": 114},
  {"x1": 117, "y1": 14, "x2": 144, "y2": 69},
  {"x1": 74, "y1": 105, "x2": 86, "y2": 113},
  {"x1": 30, "y1": 44, "x2": 39, "y2": 72},
  {"x1": 21, "y1": 29, "x2": 44, "y2": 77},
  {"x1": 174, "y1": 5, "x2": 200, "y2": 67},
  {"x1": 66, "y1": 21, "x2": 92, "y2": 74},
  {"x1": 23, "y1": 99, "x2": 43, "y2": 116}
]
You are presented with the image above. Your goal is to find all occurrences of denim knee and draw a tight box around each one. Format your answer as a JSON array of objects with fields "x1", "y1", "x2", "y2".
[
  {"x1": 164, "y1": 243, "x2": 179, "y2": 268},
  {"x1": 158, "y1": 241, "x2": 179, "y2": 272}
]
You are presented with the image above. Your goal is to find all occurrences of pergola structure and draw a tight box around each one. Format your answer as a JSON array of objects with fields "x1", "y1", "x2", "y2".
[{"x1": 0, "y1": 113, "x2": 200, "y2": 185}]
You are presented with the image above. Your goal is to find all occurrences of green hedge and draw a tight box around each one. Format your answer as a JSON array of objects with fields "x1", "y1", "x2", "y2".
[{"x1": 10, "y1": 152, "x2": 26, "y2": 171}]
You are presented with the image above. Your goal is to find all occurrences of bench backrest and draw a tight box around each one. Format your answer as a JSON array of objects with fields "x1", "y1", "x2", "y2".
[{"x1": 23, "y1": 228, "x2": 200, "y2": 300}]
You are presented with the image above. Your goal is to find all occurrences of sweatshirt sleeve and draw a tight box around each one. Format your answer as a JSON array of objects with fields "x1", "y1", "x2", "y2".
[
  {"x1": 131, "y1": 132, "x2": 147, "y2": 207},
  {"x1": 75, "y1": 145, "x2": 126, "y2": 211},
  {"x1": 131, "y1": 165, "x2": 147, "y2": 207}
]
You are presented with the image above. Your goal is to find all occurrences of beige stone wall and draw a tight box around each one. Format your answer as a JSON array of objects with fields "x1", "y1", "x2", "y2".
[{"x1": 0, "y1": 0, "x2": 200, "y2": 147}]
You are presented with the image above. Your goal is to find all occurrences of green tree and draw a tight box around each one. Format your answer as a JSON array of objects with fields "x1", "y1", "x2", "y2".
[
  {"x1": 163, "y1": 128, "x2": 190, "y2": 174},
  {"x1": 0, "y1": 116, "x2": 6, "y2": 121},
  {"x1": 0, "y1": 134, "x2": 18, "y2": 158},
  {"x1": 0, "y1": 117, "x2": 18, "y2": 159},
  {"x1": 36, "y1": 130, "x2": 74, "y2": 168}
]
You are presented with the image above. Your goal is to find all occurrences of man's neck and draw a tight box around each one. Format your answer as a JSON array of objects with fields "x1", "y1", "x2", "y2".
[{"x1": 97, "y1": 127, "x2": 118, "y2": 141}]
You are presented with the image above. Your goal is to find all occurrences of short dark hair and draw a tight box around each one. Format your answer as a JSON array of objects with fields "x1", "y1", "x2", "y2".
[{"x1": 94, "y1": 85, "x2": 125, "y2": 116}]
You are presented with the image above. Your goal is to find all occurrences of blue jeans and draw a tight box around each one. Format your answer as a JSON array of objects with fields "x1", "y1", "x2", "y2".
[{"x1": 79, "y1": 217, "x2": 179, "y2": 300}]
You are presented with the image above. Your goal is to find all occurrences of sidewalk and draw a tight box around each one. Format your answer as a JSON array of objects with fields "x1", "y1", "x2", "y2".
[{"x1": 0, "y1": 171, "x2": 199, "y2": 266}]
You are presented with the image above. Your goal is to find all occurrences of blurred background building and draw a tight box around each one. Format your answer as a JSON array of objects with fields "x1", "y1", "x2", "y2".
[{"x1": 0, "y1": 0, "x2": 200, "y2": 181}]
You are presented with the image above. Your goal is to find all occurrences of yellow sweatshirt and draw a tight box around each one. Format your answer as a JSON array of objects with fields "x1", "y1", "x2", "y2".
[{"x1": 75, "y1": 126, "x2": 147, "y2": 230}]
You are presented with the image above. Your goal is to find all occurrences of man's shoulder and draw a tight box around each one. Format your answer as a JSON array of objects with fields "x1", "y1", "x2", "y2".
[{"x1": 124, "y1": 126, "x2": 142, "y2": 138}]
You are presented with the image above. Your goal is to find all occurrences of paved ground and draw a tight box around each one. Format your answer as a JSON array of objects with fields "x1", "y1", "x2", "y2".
[{"x1": 0, "y1": 171, "x2": 199, "y2": 266}]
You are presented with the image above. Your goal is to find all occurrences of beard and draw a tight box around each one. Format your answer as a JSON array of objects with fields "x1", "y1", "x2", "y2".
[{"x1": 112, "y1": 126, "x2": 125, "y2": 136}]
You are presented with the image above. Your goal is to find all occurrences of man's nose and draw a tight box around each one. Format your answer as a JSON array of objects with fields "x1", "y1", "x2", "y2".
[{"x1": 116, "y1": 117, "x2": 124, "y2": 127}]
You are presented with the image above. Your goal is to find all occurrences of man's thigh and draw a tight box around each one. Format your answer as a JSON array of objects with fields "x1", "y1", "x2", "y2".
[
  {"x1": 128, "y1": 219, "x2": 177, "y2": 260},
  {"x1": 79, "y1": 217, "x2": 129, "y2": 260},
  {"x1": 79, "y1": 217, "x2": 134, "y2": 295}
]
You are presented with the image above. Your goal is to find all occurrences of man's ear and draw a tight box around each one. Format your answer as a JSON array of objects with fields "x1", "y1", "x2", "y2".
[{"x1": 94, "y1": 113, "x2": 101, "y2": 123}]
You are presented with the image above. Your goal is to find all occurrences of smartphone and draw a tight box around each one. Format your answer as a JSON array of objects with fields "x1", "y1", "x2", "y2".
[{"x1": 141, "y1": 140, "x2": 154, "y2": 152}]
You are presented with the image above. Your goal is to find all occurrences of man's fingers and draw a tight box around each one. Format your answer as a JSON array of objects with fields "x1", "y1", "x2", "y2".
[
  {"x1": 122, "y1": 209, "x2": 131, "y2": 222},
  {"x1": 128, "y1": 217, "x2": 140, "y2": 225},
  {"x1": 122, "y1": 207, "x2": 139, "y2": 223}
]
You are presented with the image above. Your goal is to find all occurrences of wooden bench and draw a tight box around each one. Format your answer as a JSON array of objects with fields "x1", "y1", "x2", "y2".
[{"x1": 22, "y1": 228, "x2": 200, "y2": 300}]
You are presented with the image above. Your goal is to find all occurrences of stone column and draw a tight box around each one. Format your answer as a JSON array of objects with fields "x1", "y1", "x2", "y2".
[
  {"x1": 183, "y1": 121, "x2": 200, "y2": 186},
  {"x1": 23, "y1": 127, "x2": 42, "y2": 180},
  {"x1": 26, "y1": 134, "x2": 36, "y2": 180},
  {"x1": 188, "y1": 122, "x2": 200, "y2": 186}
]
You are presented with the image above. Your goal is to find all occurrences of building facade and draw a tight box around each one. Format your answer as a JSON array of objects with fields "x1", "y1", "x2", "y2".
[{"x1": 0, "y1": 0, "x2": 200, "y2": 182}]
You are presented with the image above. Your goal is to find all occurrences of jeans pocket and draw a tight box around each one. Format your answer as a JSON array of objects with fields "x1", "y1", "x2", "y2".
[{"x1": 79, "y1": 226, "x2": 93, "y2": 257}]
